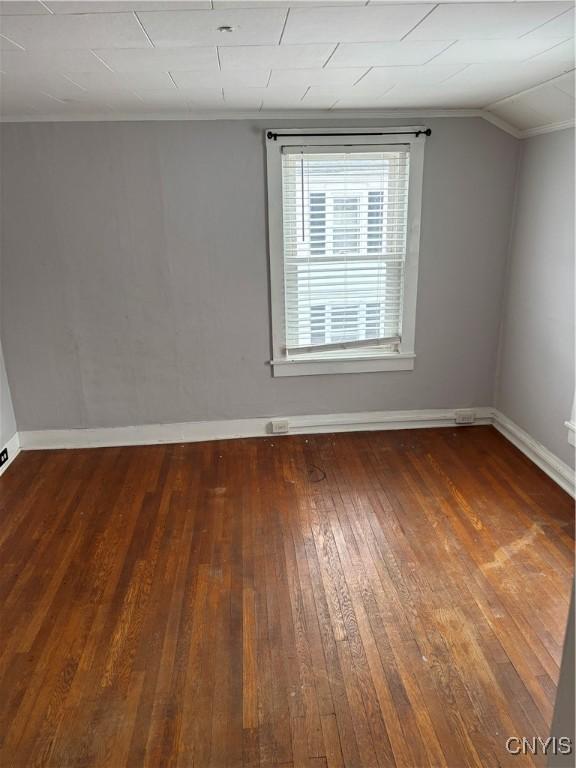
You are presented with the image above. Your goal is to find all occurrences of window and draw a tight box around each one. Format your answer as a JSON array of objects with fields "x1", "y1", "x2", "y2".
[{"x1": 266, "y1": 127, "x2": 426, "y2": 376}]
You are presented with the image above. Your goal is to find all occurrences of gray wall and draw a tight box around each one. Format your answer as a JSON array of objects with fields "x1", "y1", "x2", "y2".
[
  {"x1": 0, "y1": 125, "x2": 18, "y2": 448},
  {"x1": 495, "y1": 129, "x2": 575, "y2": 468},
  {"x1": 0, "y1": 117, "x2": 518, "y2": 430},
  {"x1": 0, "y1": 337, "x2": 16, "y2": 447}
]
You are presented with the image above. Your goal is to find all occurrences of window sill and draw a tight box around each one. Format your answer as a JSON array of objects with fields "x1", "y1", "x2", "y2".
[{"x1": 270, "y1": 353, "x2": 415, "y2": 377}]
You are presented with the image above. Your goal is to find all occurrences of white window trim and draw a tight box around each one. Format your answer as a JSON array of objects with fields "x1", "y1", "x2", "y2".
[{"x1": 266, "y1": 126, "x2": 426, "y2": 377}]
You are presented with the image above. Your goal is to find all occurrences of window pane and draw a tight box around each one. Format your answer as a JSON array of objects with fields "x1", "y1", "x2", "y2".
[
  {"x1": 310, "y1": 304, "x2": 326, "y2": 345},
  {"x1": 309, "y1": 192, "x2": 326, "y2": 255},
  {"x1": 367, "y1": 191, "x2": 384, "y2": 255},
  {"x1": 330, "y1": 305, "x2": 360, "y2": 343},
  {"x1": 333, "y1": 196, "x2": 360, "y2": 255},
  {"x1": 365, "y1": 302, "x2": 381, "y2": 339}
]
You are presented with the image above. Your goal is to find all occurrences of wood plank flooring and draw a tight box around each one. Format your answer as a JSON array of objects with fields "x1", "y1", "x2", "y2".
[{"x1": 0, "y1": 426, "x2": 573, "y2": 768}]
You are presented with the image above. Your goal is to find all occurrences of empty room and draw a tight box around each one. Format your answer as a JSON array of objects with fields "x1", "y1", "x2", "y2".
[{"x1": 0, "y1": 1, "x2": 574, "y2": 766}]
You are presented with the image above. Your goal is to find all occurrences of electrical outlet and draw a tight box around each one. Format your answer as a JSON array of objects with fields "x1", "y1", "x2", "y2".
[
  {"x1": 455, "y1": 409, "x2": 475, "y2": 425},
  {"x1": 270, "y1": 419, "x2": 290, "y2": 434},
  {"x1": 0, "y1": 448, "x2": 8, "y2": 467}
]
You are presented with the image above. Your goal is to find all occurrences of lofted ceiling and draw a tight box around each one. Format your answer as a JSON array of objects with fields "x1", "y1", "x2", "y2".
[{"x1": 0, "y1": 0, "x2": 574, "y2": 134}]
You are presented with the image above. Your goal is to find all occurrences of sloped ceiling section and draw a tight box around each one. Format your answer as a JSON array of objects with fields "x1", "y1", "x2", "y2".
[
  {"x1": 0, "y1": 0, "x2": 573, "y2": 135},
  {"x1": 488, "y1": 69, "x2": 574, "y2": 135}
]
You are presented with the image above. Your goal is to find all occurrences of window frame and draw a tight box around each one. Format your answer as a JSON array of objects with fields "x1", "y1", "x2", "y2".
[{"x1": 266, "y1": 127, "x2": 426, "y2": 377}]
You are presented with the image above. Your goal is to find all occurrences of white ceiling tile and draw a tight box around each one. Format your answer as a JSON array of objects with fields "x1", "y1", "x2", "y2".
[
  {"x1": 377, "y1": 67, "x2": 576, "y2": 109},
  {"x1": 88, "y1": 86, "x2": 223, "y2": 112},
  {"x1": 222, "y1": 97, "x2": 263, "y2": 110},
  {"x1": 172, "y1": 69, "x2": 270, "y2": 88},
  {"x1": 268, "y1": 67, "x2": 367, "y2": 87},
  {"x1": 261, "y1": 85, "x2": 307, "y2": 99},
  {"x1": 299, "y1": 87, "x2": 340, "y2": 108},
  {"x1": 328, "y1": 40, "x2": 453, "y2": 67},
  {"x1": 0, "y1": 102, "x2": 39, "y2": 117},
  {"x1": 0, "y1": 91, "x2": 65, "y2": 115},
  {"x1": 0, "y1": 48, "x2": 108, "y2": 71},
  {"x1": 407, "y1": 2, "x2": 573, "y2": 41},
  {"x1": 0, "y1": 12, "x2": 152, "y2": 49},
  {"x1": 522, "y1": 7, "x2": 575, "y2": 39},
  {"x1": 66, "y1": 70, "x2": 176, "y2": 91},
  {"x1": 369, "y1": 0, "x2": 513, "y2": 3},
  {"x1": 60, "y1": 87, "x2": 142, "y2": 103},
  {"x1": 358, "y1": 62, "x2": 467, "y2": 87},
  {"x1": 261, "y1": 98, "x2": 308, "y2": 109},
  {"x1": 218, "y1": 43, "x2": 335, "y2": 70},
  {"x1": 331, "y1": 86, "x2": 397, "y2": 108},
  {"x1": 282, "y1": 4, "x2": 434, "y2": 45},
  {"x1": 432, "y1": 38, "x2": 569, "y2": 64},
  {"x1": 441, "y1": 60, "x2": 575, "y2": 100},
  {"x1": 301, "y1": 82, "x2": 390, "y2": 108},
  {"x1": 222, "y1": 86, "x2": 264, "y2": 108},
  {"x1": 488, "y1": 96, "x2": 553, "y2": 130},
  {"x1": 187, "y1": 94, "x2": 226, "y2": 108},
  {"x1": 94, "y1": 46, "x2": 219, "y2": 71},
  {"x1": 46, "y1": 2, "x2": 211, "y2": 12},
  {"x1": 214, "y1": 0, "x2": 365, "y2": 6},
  {"x1": 528, "y1": 38, "x2": 575, "y2": 65},
  {"x1": 133, "y1": 86, "x2": 222, "y2": 107},
  {"x1": 0, "y1": 1, "x2": 49, "y2": 13},
  {"x1": 11, "y1": 89, "x2": 144, "y2": 114},
  {"x1": 53, "y1": 102, "x2": 128, "y2": 114},
  {"x1": 137, "y1": 8, "x2": 287, "y2": 47},
  {"x1": 0, "y1": 71, "x2": 86, "y2": 97},
  {"x1": 552, "y1": 70, "x2": 575, "y2": 96},
  {"x1": 520, "y1": 79, "x2": 574, "y2": 120},
  {"x1": 372, "y1": 82, "x2": 489, "y2": 107},
  {"x1": 0, "y1": 33, "x2": 25, "y2": 49},
  {"x1": 260, "y1": 85, "x2": 309, "y2": 108},
  {"x1": 63, "y1": 97, "x2": 156, "y2": 113}
]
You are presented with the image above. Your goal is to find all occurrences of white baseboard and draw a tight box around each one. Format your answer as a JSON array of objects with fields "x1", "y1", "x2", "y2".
[
  {"x1": 492, "y1": 410, "x2": 575, "y2": 497},
  {"x1": 0, "y1": 431, "x2": 21, "y2": 477},
  {"x1": 565, "y1": 420, "x2": 576, "y2": 448},
  {"x1": 18, "y1": 407, "x2": 494, "y2": 451},
  {"x1": 13, "y1": 407, "x2": 575, "y2": 498}
]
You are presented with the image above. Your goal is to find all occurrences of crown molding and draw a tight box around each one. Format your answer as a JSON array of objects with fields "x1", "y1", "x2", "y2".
[
  {"x1": 0, "y1": 107, "x2": 482, "y2": 123},
  {"x1": 520, "y1": 119, "x2": 575, "y2": 138},
  {"x1": 6, "y1": 106, "x2": 568, "y2": 140},
  {"x1": 478, "y1": 109, "x2": 522, "y2": 138},
  {"x1": 0, "y1": 106, "x2": 523, "y2": 137}
]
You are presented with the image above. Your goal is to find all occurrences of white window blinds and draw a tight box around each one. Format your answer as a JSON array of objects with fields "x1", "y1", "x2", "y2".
[{"x1": 280, "y1": 146, "x2": 410, "y2": 357}]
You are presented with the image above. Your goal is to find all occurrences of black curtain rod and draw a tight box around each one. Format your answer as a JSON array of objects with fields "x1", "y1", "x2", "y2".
[{"x1": 266, "y1": 128, "x2": 431, "y2": 141}]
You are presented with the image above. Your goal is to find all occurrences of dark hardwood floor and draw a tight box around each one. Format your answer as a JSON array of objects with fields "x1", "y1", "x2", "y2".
[{"x1": 0, "y1": 426, "x2": 573, "y2": 768}]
